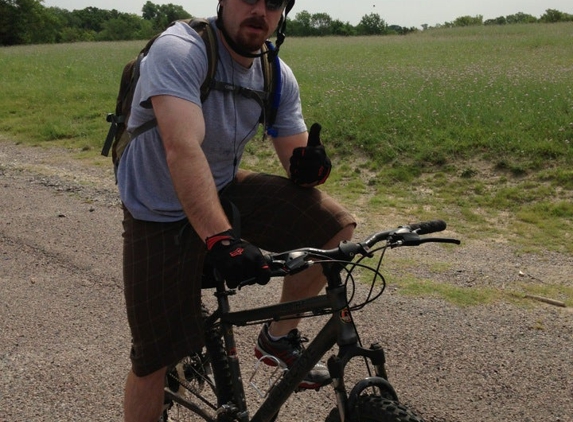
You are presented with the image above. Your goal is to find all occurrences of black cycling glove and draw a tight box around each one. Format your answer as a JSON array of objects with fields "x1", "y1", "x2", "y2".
[
  {"x1": 289, "y1": 123, "x2": 332, "y2": 186},
  {"x1": 205, "y1": 229, "x2": 270, "y2": 289}
]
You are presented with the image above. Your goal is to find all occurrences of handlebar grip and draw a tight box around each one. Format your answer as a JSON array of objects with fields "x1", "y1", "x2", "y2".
[{"x1": 409, "y1": 220, "x2": 446, "y2": 235}]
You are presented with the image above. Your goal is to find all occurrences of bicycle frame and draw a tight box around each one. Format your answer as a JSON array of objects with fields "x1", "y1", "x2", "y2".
[
  {"x1": 202, "y1": 263, "x2": 395, "y2": 422},
  {"x1": 164, "y1": 221, "x2": 460, "y2": 422}
]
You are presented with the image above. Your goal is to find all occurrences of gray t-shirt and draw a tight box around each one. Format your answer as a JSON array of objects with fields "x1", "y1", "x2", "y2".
[{"x1": 117, "y1": 19, "x2": 306, "y2": 222}]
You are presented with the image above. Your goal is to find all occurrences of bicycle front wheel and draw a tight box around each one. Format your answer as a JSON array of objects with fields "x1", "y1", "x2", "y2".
[{"x1": 325, "y1": 394, "x2": 425, "y2": 422}]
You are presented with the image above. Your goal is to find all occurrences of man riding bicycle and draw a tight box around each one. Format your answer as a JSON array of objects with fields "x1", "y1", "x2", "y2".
[{"x1": 117, "y1": 1, "x2": 356, "y2": 420}]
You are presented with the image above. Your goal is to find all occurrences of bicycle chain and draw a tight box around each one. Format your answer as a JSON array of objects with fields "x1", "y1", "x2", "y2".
[{"x1": 167, "y1": 361, "x2": 206, "y2": 395}]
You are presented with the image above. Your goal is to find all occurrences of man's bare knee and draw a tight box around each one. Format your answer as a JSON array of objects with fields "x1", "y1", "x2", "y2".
[{"x1": 324, "y1": 223, "x2": 355, "y2": 248}]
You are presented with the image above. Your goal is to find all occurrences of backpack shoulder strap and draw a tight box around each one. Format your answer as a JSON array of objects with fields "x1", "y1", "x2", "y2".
[
  {"x1": 260, "y1": 43, "x2": 273, "y2": 98},
  {"x1": 187, "y1": 18, "x2": 219, "y2": 102},
  {"x1": 262, "y1": 41, "x2": 282, "y2": 138},
  {"x1": 126, "y1": 19, "x2": 220, "y2": 140}
]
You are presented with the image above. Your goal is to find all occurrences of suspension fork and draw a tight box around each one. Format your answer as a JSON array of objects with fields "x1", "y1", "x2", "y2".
[
  {"x1": 328, "y1": 342, "x2": 397, "y2": 420},
  {"x1": 324, "y1": 272, "x2": 396, "y2": 420}
]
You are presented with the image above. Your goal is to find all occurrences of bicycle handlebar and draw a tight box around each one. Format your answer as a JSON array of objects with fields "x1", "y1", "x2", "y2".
[
  {"x1": 250, "y1": 220, "x2": 460, "y2": 282},
  {"x1": 360, "y1": 219, "x2": 447, "y2": 249}
]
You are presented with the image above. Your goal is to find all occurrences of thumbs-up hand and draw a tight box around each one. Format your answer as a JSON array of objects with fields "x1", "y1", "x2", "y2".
[
  {"x1": 307, "y1": 122, "x2": 322, "y2": 147},
  {"x1": 289, "y1": 123, "x2": 332, "y2": 186}
]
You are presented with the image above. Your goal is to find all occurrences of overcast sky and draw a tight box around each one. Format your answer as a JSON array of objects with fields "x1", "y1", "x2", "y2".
[{"x1": 42, "y1": 0, "x2": 573, "y2": 28}]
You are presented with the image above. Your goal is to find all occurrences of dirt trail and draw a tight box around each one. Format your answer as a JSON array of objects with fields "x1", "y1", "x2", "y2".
[{"x1": 1, "y1": 141, "x2": 572, "y2": 421}]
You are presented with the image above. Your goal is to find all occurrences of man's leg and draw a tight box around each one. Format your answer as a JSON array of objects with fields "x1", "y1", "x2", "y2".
[
  {"x1": 124, "y1": 367, "x2": 167, "y2": 422},
  {"x1": 222, "y1": 171, "x2": 357, "y2": 387},
  {"x1": 221, "y1": 170, "x2": 356, "y2": 336},
  {"x1": 268, "y1": 223, "x2": 355, "y2": 337},
  {"x1": 255, "y1": 224, "x2": 355, "y2": 389},
  {"x1": 122, "y1": 212, "x2": 205, "y2": 418}
]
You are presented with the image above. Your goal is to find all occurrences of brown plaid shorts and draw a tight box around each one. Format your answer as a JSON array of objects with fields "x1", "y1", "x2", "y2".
[{"x1": 123, "y1": 170, "x2": 356, "y2": 376}]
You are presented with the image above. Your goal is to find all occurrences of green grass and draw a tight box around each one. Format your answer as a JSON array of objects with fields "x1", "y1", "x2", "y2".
[
  {"x1": 0, "y1": 41, "x2": 140, "y2": 149},
  {"x1": 377, "y1": 253, "x2": 573, "y2": 308},
  {"x1": 282, "y1": 24, "x2": 573, "y2": 256},
  {"x1": 394, "y1": 276, "x2": 507, "y2": 307},
  {"x1": 2, "y1": 24, "x2": 571, "y2": 165},
  {"x1": 281, "y1": 23, "x2": 573, "y2": 170},
  {"x1": 390, "y1": 276, "x2": 573, "y2": 308},
  {"x1": 1, "y1": 23, "x2": 572, "y2": 284}
]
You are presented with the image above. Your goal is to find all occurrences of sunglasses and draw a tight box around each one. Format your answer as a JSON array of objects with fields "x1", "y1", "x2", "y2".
[{"x1": 240, "y1": 0, "x2": 288, "y2": 12}]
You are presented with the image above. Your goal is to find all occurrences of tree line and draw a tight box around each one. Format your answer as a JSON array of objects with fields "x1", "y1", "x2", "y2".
[
  {"x1": 428, "y1": 9, "x2": 573, "y2": 30},
  {"x1": 1, "y1": 0, "x2": 572, "y2": 46}
]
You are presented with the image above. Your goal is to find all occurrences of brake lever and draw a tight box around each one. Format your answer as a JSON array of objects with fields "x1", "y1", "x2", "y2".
[
  {"x1": 237, "y1": 277, "x2": 257, "y2": 290},
  {"x1": 390, "y1": 233, "x2": 461, "y2": 247},
  {"x1": 389, "y1": 232, "x2": 421, "y2": 247},
  {"x1": 419, "y1": 238, "x2": 461, "y2": 245},
  {"x1": 269, "y1": 251, "x2": 312, "y2": 276}
]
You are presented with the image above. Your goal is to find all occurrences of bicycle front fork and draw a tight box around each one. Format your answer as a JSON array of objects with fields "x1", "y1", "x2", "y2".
[{"x1": 328, "y1": 342, "x2": 398, "y2": 421}]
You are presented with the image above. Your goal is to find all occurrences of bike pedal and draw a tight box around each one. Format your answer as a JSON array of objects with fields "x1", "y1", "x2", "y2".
[{"x1": 293, "y1": 385, "x2": 324, "y2": 393}]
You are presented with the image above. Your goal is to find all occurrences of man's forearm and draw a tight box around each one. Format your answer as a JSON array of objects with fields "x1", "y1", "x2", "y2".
[{"x1": 166, "y1": 141, "x2": 231, "y2": 242}]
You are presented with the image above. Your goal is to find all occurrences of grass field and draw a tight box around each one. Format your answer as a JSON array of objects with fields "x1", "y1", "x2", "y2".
[{"x1": 1, "y1": 23, "x2": 572, "y2": 253}]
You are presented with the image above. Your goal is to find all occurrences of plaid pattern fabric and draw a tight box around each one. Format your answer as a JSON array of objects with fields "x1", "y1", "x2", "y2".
[
  {"x1": 122, "y1": 212, "x2": 205, "y2": 376},
  {"x1": 122, "y1": 170, "x2": 356, "y2": 376},
  {"x1": 220, "y1": 170, "x2": 356, "y2": 251}
]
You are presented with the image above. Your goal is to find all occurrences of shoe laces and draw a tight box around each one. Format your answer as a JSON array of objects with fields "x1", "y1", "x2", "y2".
[{"x1": 285, "y1": 329, "x2": 309, "y2": 353}]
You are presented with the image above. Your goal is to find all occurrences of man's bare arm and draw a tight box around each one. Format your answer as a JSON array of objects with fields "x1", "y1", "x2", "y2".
[
  {"x1": 272, "y1": 131, "x2": 308, "y2": 176},
  {"x1": 152, "y1": 95, "x2": 231, "y2": 241}
]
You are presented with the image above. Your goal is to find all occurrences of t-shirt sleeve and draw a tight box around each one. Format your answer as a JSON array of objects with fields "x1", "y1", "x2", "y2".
[
  {"x1": 138, "y1": 23, "x2": 208, "y2": 109},
  {"x1": 270, "y1": 60, "x2": 307, "y2": 138}
]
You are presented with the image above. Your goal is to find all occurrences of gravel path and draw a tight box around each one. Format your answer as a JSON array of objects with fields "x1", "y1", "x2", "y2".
[{"x1": 1, "y1": 141, "x2": 572, "y2": 422}]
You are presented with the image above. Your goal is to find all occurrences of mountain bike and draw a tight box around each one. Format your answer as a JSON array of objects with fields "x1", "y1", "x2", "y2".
[{"x1": 161, "y1": 220, "x2": 461, "y2": 422}]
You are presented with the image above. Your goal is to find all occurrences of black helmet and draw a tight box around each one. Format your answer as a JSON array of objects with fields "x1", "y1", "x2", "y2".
[{"x1": 276, "y1": 0, "x2": 296, "y2": 51}]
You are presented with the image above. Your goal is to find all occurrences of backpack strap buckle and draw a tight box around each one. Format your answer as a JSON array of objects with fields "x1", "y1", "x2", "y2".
[{"x1": 102, "y1": 114, "x2": 122, "y2": 157}]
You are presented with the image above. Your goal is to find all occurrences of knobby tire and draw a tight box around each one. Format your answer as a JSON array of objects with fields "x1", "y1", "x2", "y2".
[{"x1": 325, "y1": 394, "x2": 425, "y2": 422}]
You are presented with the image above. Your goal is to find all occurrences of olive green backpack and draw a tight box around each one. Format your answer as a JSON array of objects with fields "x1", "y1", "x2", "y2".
[{"x1": 102, "y1": 18, "x2": 280, "y2": 167}]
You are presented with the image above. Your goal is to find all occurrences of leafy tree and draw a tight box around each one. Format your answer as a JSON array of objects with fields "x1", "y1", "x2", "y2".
[
  {"x1": 310, "y1": 12, "x2": 332, "y2": 36},
  {"x1": 289, "y1": 10, "x2": 312, "y2": 36},
  {"x1": 6, "y1": 2, "x2": 571, "y2": 45},
  {"x1": 331, "y1": 19, "x2": 355, "y2": 36},
  {"x1": 453, "y1": 15, "x2": 483, "y2": 27},
  {"x1": 0, "y1": 0, "x2": 55, "y2": 45},
  {"x1": 539, "y1": 9, "x2": 573, "y2": 23},
  {"x1": 97, "y1": 13, "x2": 154, "y2": 41},
  {"x1": 46, "y1": 6, "x2": 100, "y2": 42},
  {"x1": 31, "y1": 5, "x2": 61, "y2": 43},
  {"x1": 161, "y1": 3, "x2": 191, "y2": 23},
  {"x1": 289, "y1": 12, "x2": 355, "y2": 36},
  {"x1": 2, "y1": 1, "x2": 63, "y2": 44},
  {"x1": 141, "y1": 1, "x2": 158, "y2": 20},
  {"x1": 484, "y1": 16, "x2": 507, "y2": 25},
  {"x1": 142, "y1": 1, "x2": 191, "y2": 32},
  {"x1": 505, "y1": 12, "x2": 537, "y2": 24},
  {"x1": 387, "y1": 25, "x2": 417, "y2": 35},
  {"x1": 357, "y1": 13, "x2": 387, "y2": 35},
  {"x1": 70, "y1": 7, "x2": 117, "y2": 32}
]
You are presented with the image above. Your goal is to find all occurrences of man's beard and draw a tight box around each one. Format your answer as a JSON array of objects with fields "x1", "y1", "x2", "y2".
[{"x1": 235, "y1": 16, "x2": 270, "y2": 52}]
